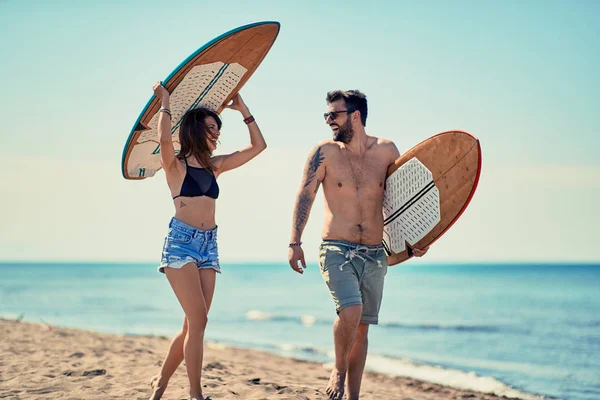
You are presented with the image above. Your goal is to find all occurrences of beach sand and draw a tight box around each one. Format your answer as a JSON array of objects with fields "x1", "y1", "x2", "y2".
[{"x1": 1, "y1": 318, "x2": 510, "y2": 399}]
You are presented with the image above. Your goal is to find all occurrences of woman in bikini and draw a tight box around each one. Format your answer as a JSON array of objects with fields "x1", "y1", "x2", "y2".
[{"x1": 149, "y1": 82, "x2": 266, "y2": 400}]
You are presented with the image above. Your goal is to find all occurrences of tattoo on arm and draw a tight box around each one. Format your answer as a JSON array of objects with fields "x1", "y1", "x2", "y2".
[
  {"x1": 293, "y1": 191, "x2": 314, "y2": 233},
  {"x1": 292, "y1": 146, "x2": 323, "y2": 238},
  {"x1": 303, "y1": 147, "x2": 324, "y2": 188}
]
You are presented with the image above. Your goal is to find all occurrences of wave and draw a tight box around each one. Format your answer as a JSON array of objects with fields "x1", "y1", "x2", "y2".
[
  {"x1": 275, "y1": 343, "x2": 330, "y2": 356},
  {"x1": 207, "y1": 335, "x2": 547, "y2": 400},
  {"x1": 0, "y1": 312, "x2": 25, "y2": 321},
  {"x1": 381, "y1": 322, "x2": 528, "y2": 334},
  {"x1": 205, "y1": 338, "x2": 333, "y2": 361},
  {"x1": 245, "y1": 310, "x2": 525, "y2": 334},
  {"x1": 245, "y1": 310, "x2": 321, "y2": 327},
  {"x1": 366, "y1": 354, "x2": 548, "y2": 400}
]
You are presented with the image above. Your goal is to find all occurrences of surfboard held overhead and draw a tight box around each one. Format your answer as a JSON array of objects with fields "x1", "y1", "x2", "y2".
[{"x1": 121, "y1": 22, "x2": 280, "y2": 180}]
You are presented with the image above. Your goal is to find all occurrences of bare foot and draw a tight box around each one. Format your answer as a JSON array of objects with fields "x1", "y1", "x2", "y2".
[
  {"x1": 326, "y1": 368, "x2": 345, "y2": 400},
  {"x1": 149, "y1": 375, "x2": 168, "y2": 400}
]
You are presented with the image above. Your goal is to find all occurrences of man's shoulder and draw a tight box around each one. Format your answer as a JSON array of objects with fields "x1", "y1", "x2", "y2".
[
  {"x1": 314, "y1": 140, "x2": 342, "y2": 152},
  {"x1": 368, "y1": 136, "x2": 401, "y2": 161},
  {"x1": 368, "y1": 136, "x2": 399, "y2": 152},
  {"x1": 370, "y1": 136, "x2": 397, "y2": 147}
]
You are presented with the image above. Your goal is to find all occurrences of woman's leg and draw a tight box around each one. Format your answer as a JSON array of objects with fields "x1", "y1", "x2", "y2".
[
  {"x1": 198, "y1": 268, "x2": 217, "y2": 311},
  {"x1": 149, "y1": 267, "x2": 217, "y2": 400},
  {"x1": 149, "y1": 318, "x2": 188, "y2": 399},
  {"x1": 193, "y1": 269, "x2": 217, "y2": 386},
  {"x1": 164, "y1": 263, "x2": 209, "y2": 399}
]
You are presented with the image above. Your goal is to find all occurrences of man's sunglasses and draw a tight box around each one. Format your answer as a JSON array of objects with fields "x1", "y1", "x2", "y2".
[{"x1": 323, "y1": 109, "x2": 354, "y2": 121}]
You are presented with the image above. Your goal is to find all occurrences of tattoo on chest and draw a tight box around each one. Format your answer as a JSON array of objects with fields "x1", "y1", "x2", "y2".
[
  {"x1": 180, "y1": 201, "x2": 187, "y2": 208},
  {"x1": 303, "y1": 147, "x2": 324, "y2": 188}
]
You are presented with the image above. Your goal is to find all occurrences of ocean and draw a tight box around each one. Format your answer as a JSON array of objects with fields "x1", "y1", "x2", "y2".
[{"x1": 1, "y1": 261, "x2": 598, "y2": 400}]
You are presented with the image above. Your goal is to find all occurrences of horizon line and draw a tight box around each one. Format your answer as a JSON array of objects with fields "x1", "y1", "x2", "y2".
[{"x1": 1, "y1": 260, "x2": 599, "y2": 266}]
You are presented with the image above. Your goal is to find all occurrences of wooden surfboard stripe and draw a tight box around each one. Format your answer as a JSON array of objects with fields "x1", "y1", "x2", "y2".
[{"x1": 434, "y1": 141, "x2": 479, "y2": 189}]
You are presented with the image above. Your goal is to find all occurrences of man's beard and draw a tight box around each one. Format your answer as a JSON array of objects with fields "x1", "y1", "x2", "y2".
[{"x1": 332, "y1": 118, "x2": 354, "y2": 144}]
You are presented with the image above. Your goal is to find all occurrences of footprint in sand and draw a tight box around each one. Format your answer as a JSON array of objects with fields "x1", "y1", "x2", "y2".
[
  {"x1": 83, "y1": 369, "x2": 106, "y2": 376},
  {"x1": 63, "y1": 369, "x2": 106, "y2": 377},
  {"x1": 247, "y1": 378, "x2": 293, "y2": 395},
  {"x1": 204, "y1": 362, "x2": 227, "y2": 371}
]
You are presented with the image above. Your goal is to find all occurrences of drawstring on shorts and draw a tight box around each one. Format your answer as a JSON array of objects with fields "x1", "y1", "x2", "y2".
[{"x1": 339, "y1": 246, "x2": 383, "y2": 271}]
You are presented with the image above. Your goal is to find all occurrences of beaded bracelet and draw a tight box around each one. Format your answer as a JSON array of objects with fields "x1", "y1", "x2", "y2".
[
  {"x1": 243, "y1": 115, "x2": 255, "y2": 124},
  {"x1": 288, "y1": 241, "x2": 302, "y2": 248},
  {"x1": 159, "y1": 108, "x2": 172, "y2": 119}
]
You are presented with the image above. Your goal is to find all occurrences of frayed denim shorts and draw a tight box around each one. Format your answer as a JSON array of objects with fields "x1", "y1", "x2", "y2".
[{"x1": 158, "y1": 217, "x2": 220, "y2": 274}]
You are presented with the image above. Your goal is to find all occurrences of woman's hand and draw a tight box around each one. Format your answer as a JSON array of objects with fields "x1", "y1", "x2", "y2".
[
  {"x1": 224, "y1": 93, "x2": 249, "y2": 115},
  {"x1": 153, "y1": 81, "x2": 169, "y2": 101}
]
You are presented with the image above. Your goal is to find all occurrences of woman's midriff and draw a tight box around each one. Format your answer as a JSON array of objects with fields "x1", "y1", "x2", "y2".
[{"x1": 173, "y1": 196, "x2": 217, "y2": 230}]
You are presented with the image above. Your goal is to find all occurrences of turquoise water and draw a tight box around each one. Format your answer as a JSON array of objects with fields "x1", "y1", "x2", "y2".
[{"x1": 1, "y1": 262, "x2": 598, "y2": 400}]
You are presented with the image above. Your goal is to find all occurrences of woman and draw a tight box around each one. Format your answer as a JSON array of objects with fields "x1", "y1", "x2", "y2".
[{"x1": 149, "y1": 82, "x2": 266, "y2": 400}]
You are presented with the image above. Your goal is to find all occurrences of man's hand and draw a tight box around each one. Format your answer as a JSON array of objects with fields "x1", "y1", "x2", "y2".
[
  {"x1": 412, "y1": 247, "x2": 429, "y2": 257},
  {"x1": 288, "y1": 246, "x2": 307, "y2": 274}
]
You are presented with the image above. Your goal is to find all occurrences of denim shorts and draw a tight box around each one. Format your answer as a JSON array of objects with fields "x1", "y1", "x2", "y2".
[
  {"x1": 318, "y1": 240, "x2": 388, "y2": 325},
  {"x1": 158, "y1": 218, "x2": 220, "y2": 274}
]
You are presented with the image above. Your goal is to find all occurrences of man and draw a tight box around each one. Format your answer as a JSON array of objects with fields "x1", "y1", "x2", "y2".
[{"x1": 288, "y1": 90, "x2": 428, "y2": 400}]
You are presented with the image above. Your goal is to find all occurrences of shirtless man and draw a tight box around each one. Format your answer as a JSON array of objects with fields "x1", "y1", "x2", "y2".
[{"x1": 288, "y1": 90, "x2": 427, "y2": 400}]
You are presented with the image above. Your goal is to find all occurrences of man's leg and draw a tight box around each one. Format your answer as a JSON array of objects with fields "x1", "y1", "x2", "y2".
[
  {"x1": 327, "y1": 305, "x2": 362, "y2": 400},
  {"x1": 319, "y1": 242, "x2": 364, "y2": 400},
  {"x1": 344, "y1": 248, "x2": 387, "y2": 400},
  {"x1": 346, "y1": 322, "x2": 369, "y2": 400}
]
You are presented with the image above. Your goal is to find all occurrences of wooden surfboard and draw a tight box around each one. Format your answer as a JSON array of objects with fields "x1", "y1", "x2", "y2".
[
  {"x1": 121, "y1": 21, "x2": 281, "y2": 180},
  {"x1": 382, "y1": 130, "x2": 482, "y2": 266}
]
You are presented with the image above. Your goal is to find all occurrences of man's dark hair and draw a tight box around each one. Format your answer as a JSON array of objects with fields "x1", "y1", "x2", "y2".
[{"x1": 326, "y1": 89, "x2": 368, "y2": 126}]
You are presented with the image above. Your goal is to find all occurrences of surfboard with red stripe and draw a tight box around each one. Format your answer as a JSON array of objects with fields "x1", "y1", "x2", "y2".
[{"x1": 383, "y1": 130, "x2": 482, "y2": 265}]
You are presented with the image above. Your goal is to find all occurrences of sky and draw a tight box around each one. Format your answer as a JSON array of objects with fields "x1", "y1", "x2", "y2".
[{"x1": 0, "y1": 0, "x2": 598, "y2": 263}]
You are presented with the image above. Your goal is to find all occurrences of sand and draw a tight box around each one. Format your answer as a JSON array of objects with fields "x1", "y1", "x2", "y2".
[{"x1": 0, "y1": 318, "x2": 510, "y2": 399}]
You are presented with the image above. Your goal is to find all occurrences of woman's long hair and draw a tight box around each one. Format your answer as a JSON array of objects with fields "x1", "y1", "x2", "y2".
[{"x1": 176, "y1": 107, "x2": 222, "y2": 171}]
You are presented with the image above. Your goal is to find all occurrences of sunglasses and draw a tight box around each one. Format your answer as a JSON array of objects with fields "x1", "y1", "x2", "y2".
[{"x1": 323, "y1": 109, "x2": 354, "y2": 121}]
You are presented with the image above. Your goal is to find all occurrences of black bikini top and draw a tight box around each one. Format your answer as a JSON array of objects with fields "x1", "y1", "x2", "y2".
[{"x1": 172, "y1": 158, "x2": 219, "y2": 200}]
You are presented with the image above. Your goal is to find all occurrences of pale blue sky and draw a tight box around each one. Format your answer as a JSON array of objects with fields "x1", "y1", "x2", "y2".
[{"x1": 1, "y1": 0, "x2": 598, "y2": 262}]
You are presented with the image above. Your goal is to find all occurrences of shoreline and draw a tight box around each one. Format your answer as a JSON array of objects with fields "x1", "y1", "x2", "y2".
[{"x1": 0, "y1": 318, "x2": 540, "y2": 400}]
